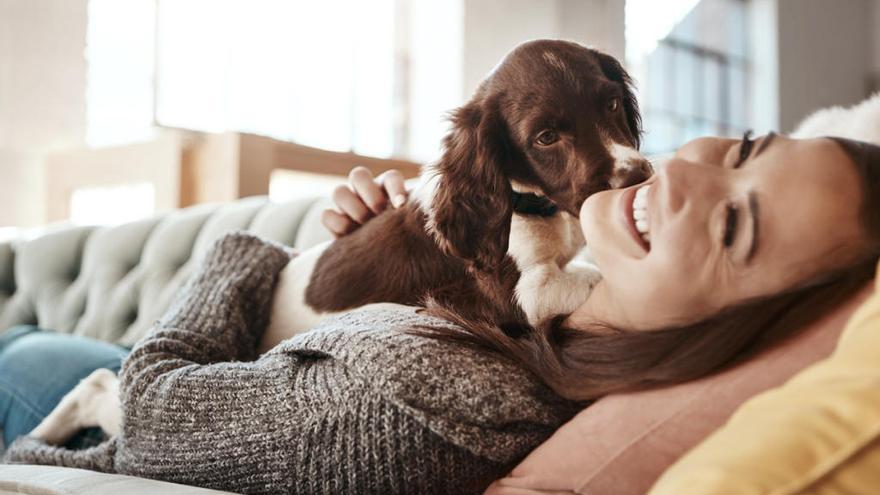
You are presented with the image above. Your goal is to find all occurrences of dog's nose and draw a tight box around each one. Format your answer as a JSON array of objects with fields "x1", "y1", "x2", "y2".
[{"x1": 611, "y1": 158, "x2": 653, "y2": 188}]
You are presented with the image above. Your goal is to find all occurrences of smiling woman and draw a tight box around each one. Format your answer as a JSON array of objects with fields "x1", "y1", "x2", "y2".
[{"x1": 424, "y1": 134, "x2": 880, "y2": 402}]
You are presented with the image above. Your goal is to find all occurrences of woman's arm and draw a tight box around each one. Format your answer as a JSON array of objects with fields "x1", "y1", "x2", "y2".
[{"x1": 125, "y1": 231, "x2": 292, "y2": 368}]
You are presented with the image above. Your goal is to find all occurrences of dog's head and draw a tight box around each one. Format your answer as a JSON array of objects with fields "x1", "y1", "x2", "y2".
[{"x1": 429, "y1": 39, "x2": 651, "y2": 271}]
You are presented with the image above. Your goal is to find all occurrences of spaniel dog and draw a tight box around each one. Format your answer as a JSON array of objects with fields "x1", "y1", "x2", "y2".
[{"x1": 261, "y1": 39, "x2": 651, "y2": 351}]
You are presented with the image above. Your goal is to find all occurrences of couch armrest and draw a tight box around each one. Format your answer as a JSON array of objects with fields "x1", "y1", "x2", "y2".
[{"x1": 0, "y1": 465, "x2": 236, "y2": 494}]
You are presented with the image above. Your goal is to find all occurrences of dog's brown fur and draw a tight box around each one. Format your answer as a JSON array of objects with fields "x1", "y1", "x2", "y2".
[
  {"x1": 303, "y1": 40, "x2": 646, "y2": 326},
  {"x1": 307, "y1": 202, "x2": 524, "y2": 322}
]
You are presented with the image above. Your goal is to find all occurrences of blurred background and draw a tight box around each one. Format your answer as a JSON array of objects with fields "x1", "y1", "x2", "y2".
[{"x1": 1, "y1": 0, "x2": 878, "y2": 230}]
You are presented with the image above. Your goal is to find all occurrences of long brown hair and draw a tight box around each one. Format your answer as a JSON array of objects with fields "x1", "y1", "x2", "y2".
[{"x1": 418, "y1": 137, "x2": 880, "y2": 402}]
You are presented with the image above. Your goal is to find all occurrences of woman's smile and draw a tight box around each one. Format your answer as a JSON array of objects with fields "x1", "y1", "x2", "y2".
[
  {"x1": 632, "y1": 184, "x2": 651, "y2": 242},
  {"x1": 620, "y1": 183, "x2": 651, "y2": 255}
]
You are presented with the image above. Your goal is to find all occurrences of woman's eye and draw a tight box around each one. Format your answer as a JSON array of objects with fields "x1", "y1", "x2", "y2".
[
  {"x1": 606, "y1": 98, "x2": 620, "y2": 113},
  {"x1": 723, "y1": 203, "x2": 739, "y2": 248},
  {"x1": 535, "y1": 130, "x2": 559, "y2": 146}
]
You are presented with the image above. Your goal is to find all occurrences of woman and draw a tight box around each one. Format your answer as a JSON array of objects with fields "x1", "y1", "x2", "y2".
[{"x1": 2, "y1": 133, "x2": 880, "y2": 494}]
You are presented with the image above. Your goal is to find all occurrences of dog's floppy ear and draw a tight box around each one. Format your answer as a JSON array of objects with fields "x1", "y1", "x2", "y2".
[
  {"x1": 429, "y1": 96, "x2": 514, "y2": 272},
  {"x1": 595, "y1": 51, "x2": 642, "y2": 149}
]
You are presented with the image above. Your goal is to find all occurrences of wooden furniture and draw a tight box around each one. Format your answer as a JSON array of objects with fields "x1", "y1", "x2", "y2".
[{"x1": 45, "y1": 129, "x2": 422, "y2": 222}]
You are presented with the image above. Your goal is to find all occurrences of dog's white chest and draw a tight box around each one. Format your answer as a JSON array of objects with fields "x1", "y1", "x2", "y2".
[
  {"x1": 260, "y1": 241, "x2": 333, "y2": 353},
  {"x1": 507, "y1": 212, "x2": 601, "y2": 324}
]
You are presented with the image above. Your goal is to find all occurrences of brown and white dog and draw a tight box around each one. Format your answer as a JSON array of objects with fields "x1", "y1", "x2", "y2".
[
  {"x1": 31, "y1": 40, "x2": 651, "y2": 443},
  {"x1": 260, "y1": 39, "x2": 651, "y2": 351}
]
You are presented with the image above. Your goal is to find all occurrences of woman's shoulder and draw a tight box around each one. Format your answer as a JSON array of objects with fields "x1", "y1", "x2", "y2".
[{"x1": 271, "y1": 306, "x2": 580, "y2": 448}]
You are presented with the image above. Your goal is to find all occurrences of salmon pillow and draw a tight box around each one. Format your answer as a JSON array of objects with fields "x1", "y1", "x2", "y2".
[
  {"x1": 485, "y1": 283, "x2": 871, "y2": 495},
  {"x1": 649, "y1": 266, "x2": 880, "y2": 494}
]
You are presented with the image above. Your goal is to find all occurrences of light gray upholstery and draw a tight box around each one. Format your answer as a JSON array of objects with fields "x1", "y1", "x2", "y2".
[
  {"x1": 0, "y1": 196, "x2": 333, "y2": 346},
  {"x1": 0, "y1": 465, "x2": 231, "y2": 494}
]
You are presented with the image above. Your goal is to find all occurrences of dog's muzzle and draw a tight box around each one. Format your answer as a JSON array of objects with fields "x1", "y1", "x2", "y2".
[{"x1": 608, "y1": 143, "x2": 654, "y2": 189}]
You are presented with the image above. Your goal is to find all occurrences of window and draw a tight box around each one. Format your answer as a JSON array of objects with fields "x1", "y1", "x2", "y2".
[
  {"x1": 155, "y1": 0, "x2": 396, "y2": 157},
  {"x1": 86, "y1": 0, "x2": 464, "y2": 163},
  {"x1": 70, "y1": 183, "x2": 155, "y2": 225},
  {"x1": 626, "y1": 0, "x2": 750, "y2": 154},
  {"x1": 86, "y1": 0, "x2": 156, "y2": 147}
]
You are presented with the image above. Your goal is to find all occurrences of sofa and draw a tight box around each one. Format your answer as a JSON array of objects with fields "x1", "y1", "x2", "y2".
[
  {"x1": 0, "y1": 195, "x2": 334, "y2": 493},
  {"x1": 4, "y1": 88, "x2": 880, "y2": 491}
]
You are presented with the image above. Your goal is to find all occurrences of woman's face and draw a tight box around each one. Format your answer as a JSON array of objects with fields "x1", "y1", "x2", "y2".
[{"x1": 577, "y1": 134, "x2": 866, "y2": 329}]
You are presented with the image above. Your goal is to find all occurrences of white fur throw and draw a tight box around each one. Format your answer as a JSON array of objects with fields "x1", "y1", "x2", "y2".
[{"x1": 791, "y1": 92, "x2": 880, "y2": 145}]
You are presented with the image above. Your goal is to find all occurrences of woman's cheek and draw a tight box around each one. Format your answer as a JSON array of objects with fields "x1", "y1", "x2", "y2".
[
  {"x1": 636, "y1": 251, "x2": 685, "y2": 298},
  {"x1": 579, "y1": 193, "x2": 604, "y2": 233},
  {"x1": 655, "y1": 228, "x2": 705, "y2": 275}
]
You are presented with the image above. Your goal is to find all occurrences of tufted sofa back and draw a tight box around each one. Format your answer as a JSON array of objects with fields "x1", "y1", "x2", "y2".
[{"x1": 0, "y1": 196, "x2": 333, "y2": 347}]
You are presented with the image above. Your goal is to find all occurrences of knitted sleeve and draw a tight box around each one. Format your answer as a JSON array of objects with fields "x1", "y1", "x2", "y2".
[
  {"x1": 119, "y1": 231, "x2": 293, "y2": 396},
  {"x1": 2, "y1": 434, "x2": 116, "y2": 472}
]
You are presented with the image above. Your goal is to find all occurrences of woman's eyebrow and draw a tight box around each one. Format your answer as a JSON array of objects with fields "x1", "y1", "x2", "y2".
[
  {"x1": 753, "y1": 132, "x2": 777, "y2": 158},
  {"x1": 746, "y1": 190, "x2": 760, "y2": 264},
  {"x1": 743, "y1": 132, "x2": 776, "y2": 263}
]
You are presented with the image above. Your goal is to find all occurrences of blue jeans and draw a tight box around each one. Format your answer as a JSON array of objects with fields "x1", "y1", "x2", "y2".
[{"x1": 0, "y1": 326, "x2": 129, "y2": 450}]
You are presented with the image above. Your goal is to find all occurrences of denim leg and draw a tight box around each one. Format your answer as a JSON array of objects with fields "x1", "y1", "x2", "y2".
[
  {"x1": 0, "y1": 326, "x2": 129, "y2": 449},
  {"x1": 0, "y1": 326, "x2": 40, "y2": 351}
]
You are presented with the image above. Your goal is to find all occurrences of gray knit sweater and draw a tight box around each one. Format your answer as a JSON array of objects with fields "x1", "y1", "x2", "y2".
[{"x1": 4, "y1": 232, "x2": 581, "y2": 494}]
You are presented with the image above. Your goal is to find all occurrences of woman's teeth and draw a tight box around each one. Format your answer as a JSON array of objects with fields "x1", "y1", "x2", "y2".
[{"x1": 632, "y1": 185, "x2": 651, "y2": 243}]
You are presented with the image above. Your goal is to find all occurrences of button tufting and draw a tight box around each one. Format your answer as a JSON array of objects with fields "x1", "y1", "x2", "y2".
[{"x1": 127, "y1": 307, "x2": 138, "y2": 325}]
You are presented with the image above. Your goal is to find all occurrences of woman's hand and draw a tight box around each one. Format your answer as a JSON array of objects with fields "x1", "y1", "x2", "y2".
[{"x1": 321, "y1": 166, "x2": 408, "y2": 237}]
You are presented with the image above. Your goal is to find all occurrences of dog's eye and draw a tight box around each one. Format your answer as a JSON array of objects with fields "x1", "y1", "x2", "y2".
[
  {"x1": 606, "y1": 98, "x2": 620, "y2": 113},
  {"x1": 535, "y1": 130, "x2": 559, "y2": 146}
]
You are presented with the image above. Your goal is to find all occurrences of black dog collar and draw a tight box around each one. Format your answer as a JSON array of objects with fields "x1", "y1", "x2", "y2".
[{"x1": 511, "y1": 191, "x2": 558, "y2": 217}]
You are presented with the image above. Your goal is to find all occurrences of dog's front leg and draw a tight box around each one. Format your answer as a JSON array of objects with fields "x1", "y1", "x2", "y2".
[
  {"x1": 515, "y1": 260, "x2": 601, "y2": 325},
  {"x1": 509, "y1": 213, "x2": 600, "y2": 324},
  {"x1": 30, "y1": 368, "x2": 121, "y2": 445}
]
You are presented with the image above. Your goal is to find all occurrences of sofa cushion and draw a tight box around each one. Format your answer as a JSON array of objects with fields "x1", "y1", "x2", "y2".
[
  {"x1": 649, "y1": 267, "x2": 880, "y2": 494},
  {"x1": 0, "y1": 464, "x2": 234, "y2": 494},
  {"x1": 0, "y1": 196, "x2": 334, "y2": 346},
  {"x1": 485, "y1": 281, "x2": 872, "y2": 495}
]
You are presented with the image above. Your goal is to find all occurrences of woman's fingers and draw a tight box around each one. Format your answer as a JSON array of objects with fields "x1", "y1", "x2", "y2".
[
  {"x1": 321, "y1": 208, "x2": 356, "y2": 237},
  {"x1": 331, "y1": 183, "x2": 371, "y2": 224},
  {"x1": 377, "y1": 169, "x2": 408, "y2": 208},
  {"x1": 321, "y1": 166, "x2": 409, "y2": 236},
  {"x1": 349, "y1": 166, "x2": 388, "y2": 214}
]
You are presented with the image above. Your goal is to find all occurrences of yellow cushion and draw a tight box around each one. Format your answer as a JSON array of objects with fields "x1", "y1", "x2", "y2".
[{"x1": 650, "y1": 267, "x2": 880, "y2": 495}]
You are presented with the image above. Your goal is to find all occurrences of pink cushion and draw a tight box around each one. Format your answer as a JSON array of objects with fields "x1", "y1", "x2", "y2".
[{"x1": 486, "y1": 283, "x2": 873, "y2": 495}]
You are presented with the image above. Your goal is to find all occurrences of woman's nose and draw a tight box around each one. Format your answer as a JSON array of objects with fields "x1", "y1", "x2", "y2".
[{"x1": 656, "y1": 158, "x2": 724, "y2": 215}]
